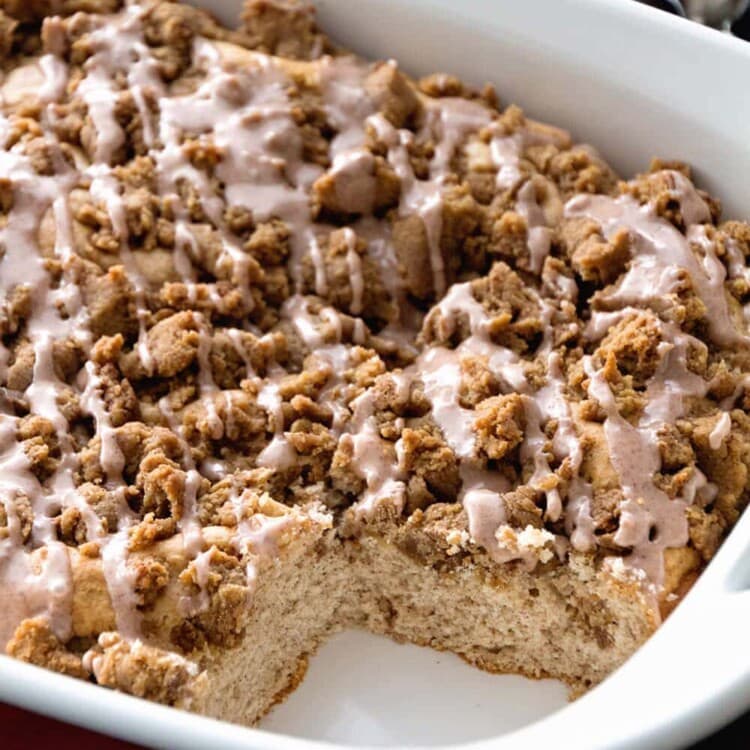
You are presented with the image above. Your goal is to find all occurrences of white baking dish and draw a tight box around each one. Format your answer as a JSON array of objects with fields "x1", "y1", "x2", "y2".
[{"x1": 1, "y1": 1, "x2": 749, "y2": 747}]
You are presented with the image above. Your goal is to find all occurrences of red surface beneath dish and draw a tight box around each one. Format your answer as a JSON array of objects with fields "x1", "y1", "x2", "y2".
[
  {"x1": 1, "y1": 703, "x2": 139, "y2": 748},
  {"x1": 1, "y1": 701, "x2": 746, "y2": 748}
]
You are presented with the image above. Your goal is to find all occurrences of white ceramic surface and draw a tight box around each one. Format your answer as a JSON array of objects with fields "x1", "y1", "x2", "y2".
[
  {"x1": 1, "y1": 1, "x2": 749, "y2": 749},
  {"x1": 261, "y1": 631, "x2": 569, "y2": 745}
]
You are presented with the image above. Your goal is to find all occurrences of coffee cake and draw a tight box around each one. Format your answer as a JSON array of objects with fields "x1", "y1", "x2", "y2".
[{"x1": 1, "y1": 0, "x2": 748, "y2": 726}]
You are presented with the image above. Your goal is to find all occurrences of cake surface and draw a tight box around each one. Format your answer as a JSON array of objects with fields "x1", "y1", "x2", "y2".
[{"x1": 1, "y1": 0, "x2": 749, "y2": 725}]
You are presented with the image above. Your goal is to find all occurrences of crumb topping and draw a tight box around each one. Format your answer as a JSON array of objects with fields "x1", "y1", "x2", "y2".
[{"x1": 0, "y1": 0, "x2": 749, "y2": 658}]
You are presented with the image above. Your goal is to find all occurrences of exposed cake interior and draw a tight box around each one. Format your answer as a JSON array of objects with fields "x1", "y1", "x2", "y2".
[{"x1": 0, "y1": 0, "x2": 749, "y2": 728}]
